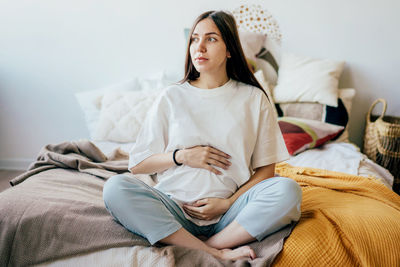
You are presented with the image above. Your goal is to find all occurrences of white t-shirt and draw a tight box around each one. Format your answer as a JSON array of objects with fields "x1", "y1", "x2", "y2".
[{"x1": 129, "y1": 79, "x2": 289, "y2": 225}]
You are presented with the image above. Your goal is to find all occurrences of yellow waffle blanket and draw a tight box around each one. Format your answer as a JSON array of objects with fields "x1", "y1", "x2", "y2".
[{"x1": 273, "y1": 163, "x2": 400, "y2": 266}]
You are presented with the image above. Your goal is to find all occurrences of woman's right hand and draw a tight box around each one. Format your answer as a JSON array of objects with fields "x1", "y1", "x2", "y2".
[{"x1": 176, "y1": 145, "x2": 231, "y2": 175}]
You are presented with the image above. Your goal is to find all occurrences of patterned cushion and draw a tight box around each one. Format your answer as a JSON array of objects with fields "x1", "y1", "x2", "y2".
[
  {"x1": 275, "y1": 88, "x2": 356, "y2": 142},
  {"x1": 278, "y1": 117, "x2": 344, "y2": 155}
]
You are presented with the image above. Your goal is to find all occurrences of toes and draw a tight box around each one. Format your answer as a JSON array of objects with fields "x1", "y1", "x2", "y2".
[
  {"x1": 240, "y1": 246, "x2": 257, "y2": 260},
  {"x1": 249, "y1": 249, "x2": 256, "y2": 260}
]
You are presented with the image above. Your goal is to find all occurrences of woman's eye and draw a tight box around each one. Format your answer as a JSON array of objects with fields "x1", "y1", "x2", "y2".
[{"x1": 190, "y1": 37, "x2": 216, "y2": 43}]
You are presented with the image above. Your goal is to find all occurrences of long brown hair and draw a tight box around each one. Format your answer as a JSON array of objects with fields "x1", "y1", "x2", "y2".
[{"x1": 180, "y1": 10, "x2": 268, "y2": 99}]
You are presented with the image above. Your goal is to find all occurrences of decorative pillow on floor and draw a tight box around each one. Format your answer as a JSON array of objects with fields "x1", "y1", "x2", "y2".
[
  {"x1": 278, "y1": 117, "x2": 344, "y2": 155},
  {"x1": 275, "y1": 88, "x2": 356, "y2": 142},
  {"x1": 93, "y1": 89, "x2": 162, "y2": 143}
]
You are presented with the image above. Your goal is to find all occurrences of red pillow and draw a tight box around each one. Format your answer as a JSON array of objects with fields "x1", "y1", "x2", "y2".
[{"x1": 278, "y1": 117, "x2": 344, "y2": 155}]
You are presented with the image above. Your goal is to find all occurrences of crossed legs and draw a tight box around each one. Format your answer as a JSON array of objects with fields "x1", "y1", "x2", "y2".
[{"x1": 103, "y1": 175, "x2": 301, "y2": 261}]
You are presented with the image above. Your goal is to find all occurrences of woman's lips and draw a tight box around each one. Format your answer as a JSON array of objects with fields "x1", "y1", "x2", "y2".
[{"x1": 195, "y1": 57, "x2": 208, "y2": 62}]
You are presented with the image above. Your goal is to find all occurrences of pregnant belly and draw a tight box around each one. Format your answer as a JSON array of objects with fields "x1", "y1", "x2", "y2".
[{"x1": 155, "y1": 166, "x2": 237, "y2": 203}]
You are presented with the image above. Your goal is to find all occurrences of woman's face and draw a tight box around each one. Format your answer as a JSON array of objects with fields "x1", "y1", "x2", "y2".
[{"x1": 190, "y1": 18, "x2": 230, "y2": 75}]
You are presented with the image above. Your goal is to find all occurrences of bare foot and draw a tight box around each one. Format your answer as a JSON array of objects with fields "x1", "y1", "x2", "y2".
[{"x1": 218, "y1": 246, "x2": 256, "y2": 261}]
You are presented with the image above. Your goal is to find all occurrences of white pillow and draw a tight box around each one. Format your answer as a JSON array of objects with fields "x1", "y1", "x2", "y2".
[
  {"x1": 254, "y1": 36, "x2": 282, "y2": 86},
  {"x1": 254, "y1": 70, "x2": 278, "y2": 118},
  {"x1": 75, "y1": 78, "x2": 141, "y2": 139},
  {"x1": 75, "y1": 71, "x2": 176, "y2": 139},
  {"x1": 93, "y1": 90, "x2": 162, "y2": 143},
  {"x1": 238, "y1": 30, "x2": 266, "y2": 63},
  {"x1": 255, "y1": 58, "x2": 278, "y2": 86},
  {"x1": 273, "y1": 52, "x2": 345, "y2": 107}
]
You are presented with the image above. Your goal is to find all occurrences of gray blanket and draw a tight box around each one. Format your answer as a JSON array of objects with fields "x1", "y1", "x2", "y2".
[{"x1": 0, "y1": 140, "x2": 295, "y2": 267}]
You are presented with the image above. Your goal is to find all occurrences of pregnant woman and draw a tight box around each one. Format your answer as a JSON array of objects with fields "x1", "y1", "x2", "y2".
[{"x1": 103, "y1": 10, "x2": 302, "y2": 261}]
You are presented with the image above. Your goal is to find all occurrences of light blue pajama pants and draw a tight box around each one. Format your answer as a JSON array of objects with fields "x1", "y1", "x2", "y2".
[{"x1": 103, "y1": 175, "x2": 302, "y2": 245}]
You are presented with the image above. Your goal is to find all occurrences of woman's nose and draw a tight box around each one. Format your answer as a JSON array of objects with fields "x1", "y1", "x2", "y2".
[{"x1": 196, "y1": 39, "x2": 206, "y2": 52}]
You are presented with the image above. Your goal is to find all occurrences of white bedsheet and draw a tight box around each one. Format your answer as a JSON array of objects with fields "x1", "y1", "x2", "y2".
[
  {"x1": 286, "y1": 142, "x2": 393, "y2": 188},
  {"x1": 286, "y1": 142, "x2": 363, "y2": 175}
]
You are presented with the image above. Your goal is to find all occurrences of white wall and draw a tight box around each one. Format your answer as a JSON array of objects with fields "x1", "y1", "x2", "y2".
[{"x1": 1, "y1": 0, "x2": 399, "y2": 169}]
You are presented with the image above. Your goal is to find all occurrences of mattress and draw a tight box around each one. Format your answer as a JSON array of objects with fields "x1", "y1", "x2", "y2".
[{"x1": 35, "y1": 140, "x2": 395, "y2": 267}]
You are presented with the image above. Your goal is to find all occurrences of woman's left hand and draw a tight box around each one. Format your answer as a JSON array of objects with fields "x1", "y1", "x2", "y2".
[{"x1": 183, "y1": 198, "x2": 232, "y2": 221}]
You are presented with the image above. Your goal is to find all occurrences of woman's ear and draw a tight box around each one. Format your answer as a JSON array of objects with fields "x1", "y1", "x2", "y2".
[{"x1": 227, "y1": 51, "x2": 231, "y2": 58}]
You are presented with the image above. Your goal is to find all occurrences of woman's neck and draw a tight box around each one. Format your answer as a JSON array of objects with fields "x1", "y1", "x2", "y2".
[{"x1": 190, "y1": 72, "x2": 230, "y2": 89}]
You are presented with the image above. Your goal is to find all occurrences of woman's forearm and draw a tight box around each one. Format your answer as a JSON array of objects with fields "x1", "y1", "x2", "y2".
[
  {"x1": 130, "y1": 150, "x2": 185, "y2": 175},
  {"x1": 227, "y1": 163, "x2": 275, "y2": 205}
]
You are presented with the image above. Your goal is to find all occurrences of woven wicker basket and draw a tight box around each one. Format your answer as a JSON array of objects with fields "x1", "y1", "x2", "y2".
[{"x1": 363, "y1": 98, "x2": 400, "y2": 194}]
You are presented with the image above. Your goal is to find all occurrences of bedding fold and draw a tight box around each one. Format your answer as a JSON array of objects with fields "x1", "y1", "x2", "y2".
[{"x1": 10, "y1": 140, "x2": 128, "y2": 186}]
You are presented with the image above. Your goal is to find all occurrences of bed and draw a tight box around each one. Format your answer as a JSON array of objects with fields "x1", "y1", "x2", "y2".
[
  {"x1": 1, "y1": 139, "x2": 398, "y2": 267},
  {"x1": 2, "y1": 4, "x2": 400, "y2": 267}
]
